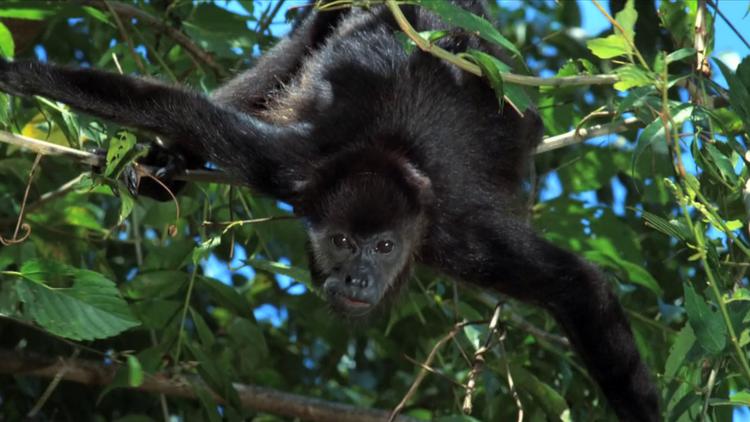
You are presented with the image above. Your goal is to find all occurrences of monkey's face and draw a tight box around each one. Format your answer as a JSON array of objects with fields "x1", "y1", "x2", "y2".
[
  {"x1": 299, "y1": 148, "x2": 432, "y2": 317},
  {"x1": 308, "y1": 224, "x2": 419, "y2": 317}
]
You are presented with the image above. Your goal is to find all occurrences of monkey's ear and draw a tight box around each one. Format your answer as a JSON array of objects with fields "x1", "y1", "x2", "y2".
[{"x1": 402, "y1": 162, "x2": 434, "y2": 207}]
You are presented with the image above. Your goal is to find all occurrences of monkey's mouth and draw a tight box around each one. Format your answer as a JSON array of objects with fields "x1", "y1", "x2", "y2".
[
  {"x1": 341, "y1": 296, "x2": 371, "y2": 308},
  {"x1": 327, "y1": 290, "x2": 374, "y2": 315}
]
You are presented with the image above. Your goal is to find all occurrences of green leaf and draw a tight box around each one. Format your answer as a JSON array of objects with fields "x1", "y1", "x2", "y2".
[
  {"x1": 633, "y1": 105, "x2": 692, "y2": 168},
  {"x1": 416, "y1": 0, "x2": 520, "y2": 57},
  {"x1": 709, "y1": 391, "x2": 750, "y2": 407},
  {"x1": 105, "y1": 132, "x2": 144, "y2": 178},
  {"x1": 246, "y1": 258, "x2": 312, "y2": 288},
  {"x1": 466, "y1": 49, "x2": 533, "y2": 112},
  {"x1": 125, "y1": 270, "x2": 187, "y2": 300},
  {"x1": 725, "y1": 220, "x2": 743, "y2": 231},
  {"x1": 642, "y1": 211, "x2": 691, "y2": 241},
  {"x1": 587, "y1": 34, "x2": 631, "y2": 59},
  {"x1": 584, "y1": 249, "x2": 663, "y2": 296},
  {"x1": 193, "y1": 235, "x2": 222, "y2": 265},
  {"x1": 613, "y1": 64, "x2": 652, "y2": 91},
  {"x1": 116, "y1": 183, "x2": 135, "y2": 226},
  {"x1": 683, "y1": 283, "x2": 727, "y2": 355},
  {"x1": 197, "y1": 276, "x2": 251, "y2": 315},
  {"x1": 191, "y1": 308, "x2": 216, "y2": 349},
  {"x1": 82, "y1": 6, "x2": 114, "y2": 27},
  {"x1": 715, "y1": 58, "x2": 750, "y2": 131},
  {"x1": 729, "y1": 391, "x2": 750, "y2": 405},
  {"x1": 185, "y1": 341, "x2": 242, "y2": 409},
  {"x1": 0, "y1": 5, "x2": 59, "y2": 19},
  {"x1": 466, "y1": 49, "x2": 504, "y2": 106},
  {"x1": 703, "y1": 143, "x2": 739, "y2": 184},
  {"x1": 664, "y1": 324, "x2": 696, "y2": 380},
  {"x1": 0, "y1": 21, "x2": 14, "y2": 58},
  {"x1": 507, "y1": 362, "x2": 570, "y2": 418},
  {"x1": 614, "y1": 0, "x2": 637, "y2": 42},
  {"x1": 14, "y1": 260, "x2": 140, "y2": 340},
  {"x1": 462, "y1": 325, "x2": 482, "y2": 349},
  {"x1": 665, "y1": 48, "x2": 696, "y2": 64},
  {"x1": 126, "y1": 355, "x2": 144, "y2": 387}
]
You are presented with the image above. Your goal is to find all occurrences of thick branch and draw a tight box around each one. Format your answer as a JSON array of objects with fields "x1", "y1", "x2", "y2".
[{"x1": 0, "y1": 349, "x2": 418, "y2": 422}]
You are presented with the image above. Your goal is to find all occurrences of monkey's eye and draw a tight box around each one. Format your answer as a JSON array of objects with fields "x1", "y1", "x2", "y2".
[
  {"x1": 331, "y1": 234, "x2": 351, "y2": 249},
  {"x1": 375, "y1": 240, "x2": 394, "y2": 254}
]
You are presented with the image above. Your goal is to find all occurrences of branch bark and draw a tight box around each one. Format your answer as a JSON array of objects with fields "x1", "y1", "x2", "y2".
[
  {"x1": 535, "y1": 116, "x2": 641, "y2": 154},
  {"x1": 0, "y1": 349, "x2": 418, "y2": 422}
]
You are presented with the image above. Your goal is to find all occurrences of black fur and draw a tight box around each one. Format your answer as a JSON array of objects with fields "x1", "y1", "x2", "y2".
[{"x1": 0, "y1": 1, "x2": 659, "y2": 420}]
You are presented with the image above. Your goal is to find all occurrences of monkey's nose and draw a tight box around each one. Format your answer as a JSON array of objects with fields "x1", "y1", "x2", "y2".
[{"x1": 344, "y1": 275, "x2": 369, "y2": 288}]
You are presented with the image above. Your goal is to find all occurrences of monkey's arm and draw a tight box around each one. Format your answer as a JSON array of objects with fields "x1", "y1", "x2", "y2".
[
  {"x1": 212, "y1": 9, "x2": 344, "y2": 112},
  {"x1": 0, "y1": 58, "x2": 315, "y2": 200},
  {"x1": 434, "y1": 216, "x2": 659, "y2": 421}
]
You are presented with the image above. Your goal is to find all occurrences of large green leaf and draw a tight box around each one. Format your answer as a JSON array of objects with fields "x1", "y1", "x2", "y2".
[
  {"x1": 14, "y1": 260, "x2": 140, "y2": 340},
  {"x1": 416, "y1": 0, "x2": 520, "y2": 57},
  {"x1": 683, "y1": 283, "x2": 726, "y2": 355}
]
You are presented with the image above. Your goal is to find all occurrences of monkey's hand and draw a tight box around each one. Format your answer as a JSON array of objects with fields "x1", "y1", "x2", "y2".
[
  {"x1": 123, "y1": 144, "x2": 190, "y2": 202},
  {"x1": 92, "y1": 142, "x2": 192, "y2": 202}
]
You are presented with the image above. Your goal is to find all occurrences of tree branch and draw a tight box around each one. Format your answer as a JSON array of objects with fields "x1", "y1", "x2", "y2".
[
  {"x1": 384, "y1": 0, "x2": 619, "y2": 87},
  {"x1": 0, "y1": 131, "x2": 237, "y2": 185},
  {"x1": 0, "y1": 349, "x2": 418, "y2": 422},
  {"x1": 535, "y1": 116, "x2": 641, "y2": 154},
  {"x1": 0, "y1": 117, "x2": 641, "y2": 190}
]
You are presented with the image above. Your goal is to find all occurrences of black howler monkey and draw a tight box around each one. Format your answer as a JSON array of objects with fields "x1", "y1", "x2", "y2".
[{"x1": 0, "y1": 1, "x2": 659, "y2": 420}]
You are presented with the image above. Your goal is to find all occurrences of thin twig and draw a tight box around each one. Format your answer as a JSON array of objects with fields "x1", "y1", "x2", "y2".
[
  {"x1": 591, "y1": 0, "x2": 650, "y2": 70},
  {"x1": 462, "y1": 305, "x2": 502, "y2": 414},
  {"x1": 0, "y1": 174, "x2": 86, "y2": 227},
  {"x1": 203, "y1": 215, "x2": 299, "y2": 235},
  {"x1": 401, "y1": 354, "x2": 466, "y2": 389},
  {"x1": 700, "y1": 359, "x2": 720, "y2": 420},
  {"x1": 27, "y1": 349, "x2": 81, "y2": 418},
  {"x1": 256, "y1": 0, "x2": 286, "y2": 34},
  {"x1": 497, "y1": 329, "x2": 523, "y2": 422},
  {"x1": 0, "y1": 131, "x2": 99, "y2": 165},
  {"x1": 79, "y1": 0, "x2": 226, "y2": 77},
  {"x1": 1, "y1": 154, "x2": 42, "y2": 245},
  {"x1": 535, "y1": 116, "x2": 641, "y2": 154},
  {"x1": 388, "y1": 321, "x2": 470, "y2": 422},
  {"x1": 103, "y1": 0, "x2": 147, "y2": 73}
]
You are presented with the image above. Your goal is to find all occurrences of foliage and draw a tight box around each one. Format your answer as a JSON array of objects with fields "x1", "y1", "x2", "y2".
[{"x1": 0, "y1": 1, "x2": 748, "y2": 421}]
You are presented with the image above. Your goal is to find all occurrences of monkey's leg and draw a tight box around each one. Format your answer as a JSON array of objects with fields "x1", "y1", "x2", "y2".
[
  {"x1": 0, "y1": 58, "x2": 315, "y2": 199},
  {"x1": 439, "y1": 218, "x2": 660, "y2": 421}
]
